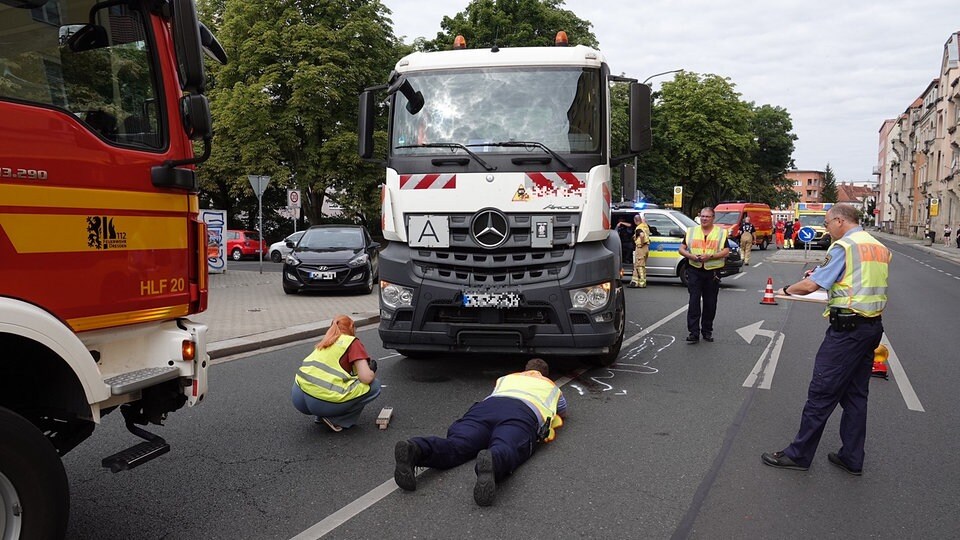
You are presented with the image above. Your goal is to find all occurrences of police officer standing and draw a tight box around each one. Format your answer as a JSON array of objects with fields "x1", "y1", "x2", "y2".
[
  {"x1": 678, "y1": 207, "x2": 730, "y2": 343},
  {"x1": 629, "y1": 214, "x2": 651, "y2": 288},
  {"x1": 762, "y1": 204, "x2": 890, "y2": 475}
]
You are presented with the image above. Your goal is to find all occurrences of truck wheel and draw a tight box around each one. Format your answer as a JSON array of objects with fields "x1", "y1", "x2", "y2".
[
  {"x1": 590, "y1": 290, "x2": 625, "y2": 367},
  {"x1": 231, "y1": 248, "x2": 243, "y2": 261},
  {"x1": 759, "y1": 238, "x2": 769, "y2": 250},
  {"x1": 0, "y1": 407, "x2": 69, "y2": 540}
]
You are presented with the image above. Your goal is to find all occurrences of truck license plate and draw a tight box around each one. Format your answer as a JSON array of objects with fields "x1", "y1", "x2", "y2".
[{"x1": 462, "y1": 291, "x2": 520, "y2": 308}]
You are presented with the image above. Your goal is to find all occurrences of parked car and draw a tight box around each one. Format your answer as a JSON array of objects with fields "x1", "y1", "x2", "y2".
[
  {"x1": 269, "y1": 230, "x2": 305, "y2": 263},
  {"x1": 282, "y1": 225, "x2": 380, "y2": 294},
  {"x1": 226, "y1": 229, "x2": 267, "y2": 261},
  {"x1": 611, "y1": 205, "x2": 742, "y2": 286}
]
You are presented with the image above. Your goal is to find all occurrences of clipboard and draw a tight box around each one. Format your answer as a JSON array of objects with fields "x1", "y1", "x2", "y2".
[{"x1": 775, "y1": 290, "x2": 827, "y2": 304}]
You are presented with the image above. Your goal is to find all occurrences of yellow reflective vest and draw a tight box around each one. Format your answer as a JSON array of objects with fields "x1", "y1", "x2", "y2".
[
  {"x1": 684, "y1": 225, "x2": 728, "y2": 270},
  {"x1": 295, "y1": 335, "x2": 370, "y2": 402},
  {"x1": 490, "y1": 370, "x2": 564, "y2": 442},
  {"x1": 824, "y1": 230, "x2": 890, "y2": 318}
]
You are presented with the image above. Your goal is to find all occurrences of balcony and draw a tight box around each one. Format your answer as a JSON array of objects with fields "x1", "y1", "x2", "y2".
[{"x1": 872, "y1": 166, "x2": 881, "y2": 176}]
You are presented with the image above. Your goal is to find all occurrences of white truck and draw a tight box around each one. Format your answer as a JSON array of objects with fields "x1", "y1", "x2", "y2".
[{"x1": 358, "y1": 34, "x2": 651, "y2": 366}]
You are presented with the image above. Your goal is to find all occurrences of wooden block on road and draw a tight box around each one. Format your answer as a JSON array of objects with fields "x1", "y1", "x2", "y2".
[{"x1": 376, "y1": 407, "x2": 394, "y2": 430}]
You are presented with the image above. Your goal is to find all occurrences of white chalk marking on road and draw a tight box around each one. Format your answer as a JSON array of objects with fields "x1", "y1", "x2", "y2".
[
  {"x1": 293, "y1": 305, "x2": 689, "y2": 538},
  {"x1": 723, "y1": 288, "x2": 746, "y2": 292},
  {"x1": 729, "y1": 272, "x2": 746, "y2": 280},
  {"x1": 881, "y1": 334, "x2": 924, "y2": 412}
]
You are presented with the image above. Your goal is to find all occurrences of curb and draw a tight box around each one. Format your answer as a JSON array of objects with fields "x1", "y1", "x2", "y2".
[{"x1": 208, "y1": 313, "x2": 380, "y2": 359}]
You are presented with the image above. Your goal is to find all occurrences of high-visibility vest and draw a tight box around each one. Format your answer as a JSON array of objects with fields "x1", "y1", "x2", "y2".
[
  {"x1": 685, "y1": 225, "x2": 727, "y2": 270},
  {"x1": 295, "y1": 335, "x2": 370, "y2": 402},
  {"x1": 824, "y1": 230, "x2": 890, "y2": 318},
  {"x1": 490, "y1": 371, "x2": 564, "y2": 442}
]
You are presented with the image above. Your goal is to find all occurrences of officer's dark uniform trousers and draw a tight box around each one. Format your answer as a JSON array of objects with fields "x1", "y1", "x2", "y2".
[
  {"x1": 784, "y1": 318, "x2": 883, "y2": 470},
  {"x1": 686, "y1": 266, "x2": 720, "y2": 336},
  {"x1": 411, "y1": 397, "x2": 539, "y2": 481}
]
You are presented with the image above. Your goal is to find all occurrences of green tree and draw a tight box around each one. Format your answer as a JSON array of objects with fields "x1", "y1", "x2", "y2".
[
  {"x1": 749, "y1": 104, "x2": 798, "y2": 208},
  {"x1": 821, "y1": 163, "x2": 838, "y2": 203},
  {"x1": 421, "y1": 0, "x2": 597, "y2": 51},
  {"x1": 196, "y1": 0, "x2": 402, "y2": 238}
]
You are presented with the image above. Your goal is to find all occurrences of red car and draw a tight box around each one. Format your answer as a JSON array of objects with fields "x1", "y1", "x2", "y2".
[{"x1": 226, "y1": 230, "x2": 267, "y2": 261}]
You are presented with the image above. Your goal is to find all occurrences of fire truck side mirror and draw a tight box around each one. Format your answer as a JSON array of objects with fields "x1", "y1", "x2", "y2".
[
  {"x1": 180, "y1": 94, "x2": 212, "y2": 140},
  {"x1": 630, "y1": 82, "x2": 652, "y2": 153},
  {"x1": 358, "y1": 91, "x2": 376, "y2": 159},
  {"x1": 171, "y1": 0, "x2": 206, "y2": 93}
]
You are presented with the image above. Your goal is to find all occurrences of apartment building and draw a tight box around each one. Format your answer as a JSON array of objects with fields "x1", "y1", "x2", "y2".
[
  {"x1": 878, "y1": 31, "x2": 960, "y2": 239},
  {"x1": 785, "y1": 170, "x2": 825, "y2": 204}
]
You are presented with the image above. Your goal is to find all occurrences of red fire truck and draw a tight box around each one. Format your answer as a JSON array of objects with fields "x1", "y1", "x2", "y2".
[{"x1": 0, "y1": 0, "x2": 224, "y2": 537}]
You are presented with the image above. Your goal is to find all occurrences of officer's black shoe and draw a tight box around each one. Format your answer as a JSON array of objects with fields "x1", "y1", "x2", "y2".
[
  {"x1": 394, "y1": 440, "x2": 421, "y2": 491},
  {"x1": 828, "y1": 452, "x2": 862, "y2": 476},
  {"x1": 703, "y1": 333, "x2": 714, "y2": 342},
  {"x1": 761, "y1": 451, "x2": 808, "y2": 471},
  {"x1": 474, "y1": 450, "x2": 496, "y2": 506},
  {"x1": 685, "y1": 333, "x2": 699, "y2": 343}
]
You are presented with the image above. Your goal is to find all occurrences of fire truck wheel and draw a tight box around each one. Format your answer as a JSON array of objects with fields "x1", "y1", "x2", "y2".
[
  {"x1": 759, "y1": 238, "x2": 769, "y2": 250},
  {"x1": 0, "y1": 407, "x2": 69, "y2": 540},
  {"x1": 231, "y1": 248, "x2": 243, "y2": 261}
]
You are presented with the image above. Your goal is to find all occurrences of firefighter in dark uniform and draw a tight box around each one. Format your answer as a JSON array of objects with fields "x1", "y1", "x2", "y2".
[{"x1": 762, "y1": 204, "x2": 890, "y2": 475}]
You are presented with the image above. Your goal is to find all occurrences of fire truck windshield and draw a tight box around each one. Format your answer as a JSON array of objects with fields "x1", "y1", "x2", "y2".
[
  {"x1": 0, "y1": 0, "x2": 163, "y2": 149},
  {"x1": 392, "y1": 67, "x2": 601, "y2": 156}
]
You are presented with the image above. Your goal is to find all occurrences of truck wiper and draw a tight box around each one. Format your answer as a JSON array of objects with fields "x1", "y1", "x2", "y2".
[
  {"x1": 471, "y1": 141, "x2": 574, "y2": 171},
  {"x1": 395, "y1": 143, "x2": 496, "y2": 171}
]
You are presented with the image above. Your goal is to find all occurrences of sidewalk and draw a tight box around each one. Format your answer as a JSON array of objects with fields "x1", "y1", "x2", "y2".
[{"x1": 192, "y1": 271, "x2": 379, "y2": 359}]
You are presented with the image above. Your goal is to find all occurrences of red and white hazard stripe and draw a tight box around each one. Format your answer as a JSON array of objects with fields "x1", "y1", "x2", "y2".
[
  {"x1": 526, "y1": 172, "x2": 586, "y2": 192},
  {"x1": 399, "y1": 174, "x2": 457, "y2": 190},
  {"x1": 602, "y1": 183, "x2": 611, "y2": 229}
]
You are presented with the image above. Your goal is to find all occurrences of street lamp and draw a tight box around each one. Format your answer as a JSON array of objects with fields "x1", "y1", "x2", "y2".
[{"x1": 642, "y1": 69, "x2": 684, "y2": 85}]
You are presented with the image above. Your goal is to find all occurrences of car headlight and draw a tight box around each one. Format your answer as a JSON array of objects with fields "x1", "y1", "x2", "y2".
[
  {"x1": 348, "y1": 253, "x2": 370, "y2": 268},
  {"x1": 569, "y1": 282, "x2": 611, "y2": 312},
  {"x1": 381, "y1": 281, "x2": 414, "y2": 309},
  {"x1": 286, "y1": 255, "x2": 301, "y2": 267}
]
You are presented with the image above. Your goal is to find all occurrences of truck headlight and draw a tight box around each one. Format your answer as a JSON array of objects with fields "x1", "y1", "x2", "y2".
[
  {"x1": 348, "y1": 253, "x2": 370, "y2": 268},
  {"x1": 381, "y1": 281, "x2": 414, "y2": 309},
  {"x1": 569, "y1": 282, "x2": 611, "y2": 312}
]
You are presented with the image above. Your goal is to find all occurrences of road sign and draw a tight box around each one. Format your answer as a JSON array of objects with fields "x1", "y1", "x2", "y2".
[
  {"x1": 247, "y1": 175, "x2": 271, "y2": 197},
  {"x1": 930, "y1": 198, "x2": 940, "y2": 217},
  {"x1": 287, "y1": 189, "x2": 301, "y2": 208},
  {"x1": 797, "y1": 226, "x2": 816, "y2": 243},
  {"x1": 673, "y1": 186, "x2": 683, "y2": 208}
]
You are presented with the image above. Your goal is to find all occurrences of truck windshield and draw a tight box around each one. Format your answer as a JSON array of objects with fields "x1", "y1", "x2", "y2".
[
  {"x1": 713, "y1": 211, "x2": 740, "y2": 225},
  {"x1": 798, "y1": 214, "x2": 824, "y2": 227},
  {"x1": 392, "y1": 67, "x2": 601, "y2": 156},
  {"x1": 0, "y1": 0, "x2": 163, "y2": 149}
]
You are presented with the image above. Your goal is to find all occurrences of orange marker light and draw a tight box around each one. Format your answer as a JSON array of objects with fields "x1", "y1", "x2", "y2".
[
  {"x1": 182, "y1": 340, "x2": 196, "y2": 361},
  {"x1": 453, "y1": 35, "x2": 467, "y2": 49},
  {"x1": 555, "y1": 31, "x2": 568, "y2": 46}
]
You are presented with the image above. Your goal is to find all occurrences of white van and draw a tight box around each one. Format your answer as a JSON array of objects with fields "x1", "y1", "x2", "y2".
[{"x1": 610, "y1": 206, "x2": 742, "y2": 285}]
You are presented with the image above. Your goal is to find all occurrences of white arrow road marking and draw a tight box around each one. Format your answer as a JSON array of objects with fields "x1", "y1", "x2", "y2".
[
  {"x1": 738, "y1": 320, "x2": 784, "y2": 390},
  {"x1": 881, "y1": 334, "x2": 924, "y2": 412}
]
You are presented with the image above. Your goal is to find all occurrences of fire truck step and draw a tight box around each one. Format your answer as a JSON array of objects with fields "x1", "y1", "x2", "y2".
[
  {"x1": 102, "y1": 439, "x2": 170, "y2": 472},
  {"x1": 104, "y1": 366, "x2": 180, "y2": 395}
]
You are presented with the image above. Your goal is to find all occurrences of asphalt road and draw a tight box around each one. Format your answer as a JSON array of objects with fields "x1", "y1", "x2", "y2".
[{"x1": 63, "y1": 240, "x2": 960, "y2": 539}]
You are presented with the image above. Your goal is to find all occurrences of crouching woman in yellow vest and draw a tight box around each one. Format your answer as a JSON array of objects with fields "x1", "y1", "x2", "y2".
[{"x1": 291, "y1": 314, "x2": 380, "y2": 432}]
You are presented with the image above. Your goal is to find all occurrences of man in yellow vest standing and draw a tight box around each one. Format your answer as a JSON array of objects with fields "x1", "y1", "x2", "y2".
[
  {"x1": 629, "y1": 214, "x2": 651, "y2": 288},
  {"x1": 394, "y1": 358, "x2": 566, "y2": 506},
  {"x1": 762, "y1": 204, "x2": 890, "y2": 476},
  {"x1": 678, "y1": 207, "x2": 730, "y2": 343}
]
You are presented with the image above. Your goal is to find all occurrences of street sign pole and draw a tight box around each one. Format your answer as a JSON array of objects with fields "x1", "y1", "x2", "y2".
[{"x1": 248, "y1": 175, "x2": 271, "y2": 274}]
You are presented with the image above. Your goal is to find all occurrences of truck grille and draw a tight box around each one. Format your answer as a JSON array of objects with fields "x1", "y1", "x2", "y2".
[{"x1": 407, "y1": 212, "x2": 580, "y2": 286}]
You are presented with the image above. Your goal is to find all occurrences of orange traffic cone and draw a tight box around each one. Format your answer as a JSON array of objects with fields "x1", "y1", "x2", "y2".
[
  {"x1": 760, "y1": 277, "x2": 778, "y2": 305},
  {"x1": 872, "y1": 344, "x2": 889, "y2": 379}
]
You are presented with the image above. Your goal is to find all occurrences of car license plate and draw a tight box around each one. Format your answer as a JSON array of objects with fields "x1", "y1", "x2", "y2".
[
  {"x1": 462, "y1": 291, "x2": 520, "y2": 308},
  {"x1": 310, "y1": 271, "x2": 336, "y2": 280}
]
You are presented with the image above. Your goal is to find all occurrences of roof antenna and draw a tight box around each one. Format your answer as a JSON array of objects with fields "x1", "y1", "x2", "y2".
[{"x1": 491, "y1": 27, "x2": 499, "y2": 53}]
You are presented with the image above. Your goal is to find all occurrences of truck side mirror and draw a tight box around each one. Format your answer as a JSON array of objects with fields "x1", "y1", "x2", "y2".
[
  {"x1": 180, "y1": 94, "x2": 212, "y2": 140},
  {"x1": 171, "y1": 0, "x2": 206, "y2": 93},
  {"x1": 358, "y1": 91, "x2": 376, "y2": 159},
  {"x1": 630, "y1": 82, "x2": 652, "y2": 153}
]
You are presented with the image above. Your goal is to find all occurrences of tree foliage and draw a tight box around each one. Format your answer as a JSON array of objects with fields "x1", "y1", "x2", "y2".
[
  {"x1": 420, "y1": 0, "x2": 597, "y2": 51},
  {"x1": 195, "y1": 0, "x2": 401, "y2": 239},
  {"x1": 821, "y1": 163, "x2": 838, "y2": 203}
]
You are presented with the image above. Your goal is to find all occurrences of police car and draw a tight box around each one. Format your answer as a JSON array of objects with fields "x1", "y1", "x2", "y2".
[{"x1": 611, "y1": 203, "x2": 742, "y2": 286}]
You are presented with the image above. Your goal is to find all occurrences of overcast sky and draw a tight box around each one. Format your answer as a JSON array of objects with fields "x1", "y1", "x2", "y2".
[{"x1": 383, "y1": 0, "x2": 958, "y2": 183}]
